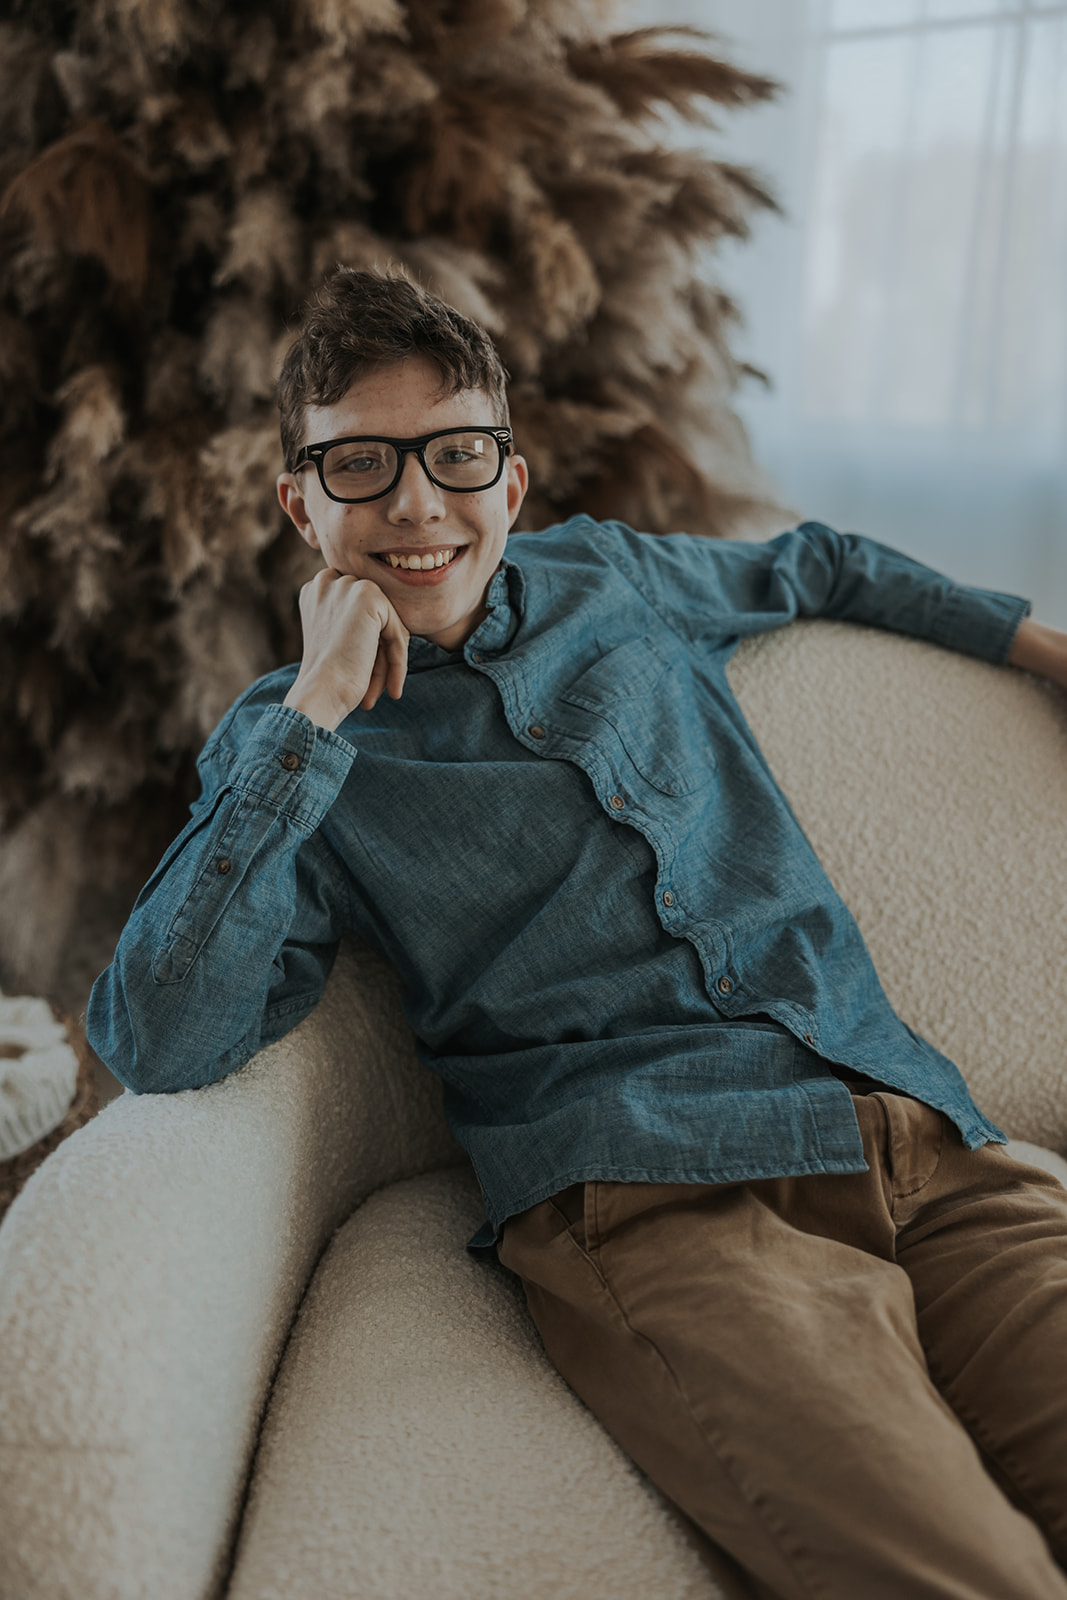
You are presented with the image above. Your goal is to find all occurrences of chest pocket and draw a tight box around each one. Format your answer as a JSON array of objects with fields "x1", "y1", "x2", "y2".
[{"x1": 559, "y1": 635, "x2": 710, "y2": 796}]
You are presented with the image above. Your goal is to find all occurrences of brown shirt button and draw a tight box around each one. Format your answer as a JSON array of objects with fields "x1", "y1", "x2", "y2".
[
  {"x1": 717, "y1": 975, "x2": 733, "y2": 995},
  {"x1": 217, "y1": 859, "x2": 232, "y2": 875},
  {"x1": 662, "y1": 890, "x2": 675, "y2": 908},
  {"x1": 528, "y1": 724, "x2": 546, "y2": 740},
  {"x1": 280, "y1": 751, "x2": 300, "y2": 771},
  {"x1": 804, "y1": 1032, "x2": 815, "y2": 1046},
  {"x1": 609, "y1": 794, "x2": 625, "y2": 811},
  {"x1": 471, "y1": 653, "x2": 485, "y2": 664}
]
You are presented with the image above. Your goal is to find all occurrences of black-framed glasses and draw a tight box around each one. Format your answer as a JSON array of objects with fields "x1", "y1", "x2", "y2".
[{"x1": 291, "y1": 426, "x2": 513, "y2": 504}]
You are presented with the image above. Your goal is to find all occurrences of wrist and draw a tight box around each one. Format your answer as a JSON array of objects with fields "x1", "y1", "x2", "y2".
[
  {"x1": 282, "y1": 673, "x2": 351, "y2": 732},
  {"x1": 1008, "y1": 618, "x2": 1067, "y2": 688}
]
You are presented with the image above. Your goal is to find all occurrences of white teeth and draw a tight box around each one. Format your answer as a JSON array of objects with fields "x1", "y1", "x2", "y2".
[{"x1": 384, "y1": 549, "x2": 457, "y2": 571}]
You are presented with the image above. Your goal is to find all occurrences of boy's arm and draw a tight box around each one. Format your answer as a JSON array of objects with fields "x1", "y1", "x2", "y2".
[
  {"x1": 88, "y1": 568, "x2": 408, "y2": 1096},
  {"x1": 86, "y1": 700, "x2": 356, "y2": 1096},
  {"x1": 606, "y1": 520, "x2": 1032, "y2": 668},
  {"x1": 1007, "y1": 618, "x2": 1067, "y2": 688}
]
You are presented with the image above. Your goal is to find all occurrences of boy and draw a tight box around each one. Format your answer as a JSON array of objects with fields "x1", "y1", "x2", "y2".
[{"x1": 89, "y1": 268, "x2": 1067, "y2": 1599}]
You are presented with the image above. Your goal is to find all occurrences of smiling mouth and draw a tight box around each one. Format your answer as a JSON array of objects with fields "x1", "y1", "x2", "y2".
[{"x1": 374, "y1": 548, "x2": 460, "y2": 571}]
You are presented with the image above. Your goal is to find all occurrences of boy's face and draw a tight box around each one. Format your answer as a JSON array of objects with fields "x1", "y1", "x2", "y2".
[{"x1": 277, "y1": 357, "x2": 528, "y2": 653}]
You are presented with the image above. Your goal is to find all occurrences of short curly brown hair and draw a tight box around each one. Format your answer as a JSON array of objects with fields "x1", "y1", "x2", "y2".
[{"x1": 277, "y1": 267, "x2": 510, "y2": 470}]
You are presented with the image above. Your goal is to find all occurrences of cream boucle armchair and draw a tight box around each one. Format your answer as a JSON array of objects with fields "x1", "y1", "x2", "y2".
[{"x1": 2, "y1": 618, "x2": 1067, "y2": 1600}]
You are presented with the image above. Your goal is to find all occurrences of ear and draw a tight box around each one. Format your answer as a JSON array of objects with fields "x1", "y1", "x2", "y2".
[
  {"x1": 277, "y1": 472, "x2": 322, "y2": 551},
  {"x1": 506, "y1": 453, "x2": 529, "y2": 530}
]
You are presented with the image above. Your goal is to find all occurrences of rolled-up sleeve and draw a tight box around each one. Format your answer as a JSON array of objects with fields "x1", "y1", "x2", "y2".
[{"x1": 605, "y1": 519, "x2": 1032, "y2": 663}]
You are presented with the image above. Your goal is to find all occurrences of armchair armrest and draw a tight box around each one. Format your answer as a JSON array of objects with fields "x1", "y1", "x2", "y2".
[{"x1": 0, "y1": 940, "x2": 462, "y2": 1600}]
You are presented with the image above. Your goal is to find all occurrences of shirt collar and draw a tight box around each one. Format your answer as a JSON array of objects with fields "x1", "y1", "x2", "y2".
[{"x1": 406, "y1": 555, "x2": 526, "y2": 670}]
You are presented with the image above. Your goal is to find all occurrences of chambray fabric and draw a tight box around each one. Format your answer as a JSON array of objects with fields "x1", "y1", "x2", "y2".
[{"x1": 88, "y1": 518, "x2": 1030, "y2": 1254}]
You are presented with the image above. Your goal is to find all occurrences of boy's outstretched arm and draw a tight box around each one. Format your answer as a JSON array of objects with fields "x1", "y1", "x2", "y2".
[
  {"x1": 1008, "y1": 618, "x2": 1067, "y2": 689},
  {"x1": 601, "y1": 521, "x2": 1032, "y2": 668}
]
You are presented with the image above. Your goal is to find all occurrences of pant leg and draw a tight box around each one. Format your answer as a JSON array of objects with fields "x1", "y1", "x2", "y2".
[
  {"x1": 884, "y1": 1092, "x2": 1067, "y2": 1561},
  {"x1": 498, "y1": 1099, "x2": 1067, "y2": 1600}
]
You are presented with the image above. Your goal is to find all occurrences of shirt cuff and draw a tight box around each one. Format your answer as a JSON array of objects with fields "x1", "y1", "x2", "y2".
[
  {"x1": 225, "y1": 703, "x2": 356, "y2": 832},
  {"x1": 928, "y1": 586, "x2": 1032, "y2": 666}
]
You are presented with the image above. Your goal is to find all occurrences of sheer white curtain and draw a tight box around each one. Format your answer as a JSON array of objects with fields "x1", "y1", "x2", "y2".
[{"x1": 622, "y1": 0, "x2": 1067, "y2": 624}]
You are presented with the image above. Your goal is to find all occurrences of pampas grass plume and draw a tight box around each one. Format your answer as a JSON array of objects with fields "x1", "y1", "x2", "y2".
[{"x1": 0, "y1": 0, "x2": 785, "y2": 1000}]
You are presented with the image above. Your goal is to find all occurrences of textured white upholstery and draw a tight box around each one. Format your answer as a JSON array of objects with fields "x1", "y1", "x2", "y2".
[
  {"x1": 0, "y1": 620, "x2": 1065, "y2": 1600},
  {"x1": 728, "y1": 621, "x2": 1067, "y2": 1148},
  {"x1": 227, "y1": 1167, "x2": 725, "y2": 1600},
  {"x1": 0, "y1": 941, "x2": 459, "y2": 1600}
]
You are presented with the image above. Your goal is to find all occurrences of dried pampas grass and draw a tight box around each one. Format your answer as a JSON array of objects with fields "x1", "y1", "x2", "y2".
[
  {"x1": 0, "y1": 0, "x2": 785, "y2": 1002},
  {"x1": 199, "y1": 298, "x2": 279, "y2": 414},
  {"x1": 48, "y1": 366, "x2": 126, "y2": 477},
  {"x1": 1, "y1": 120, "x2": 151, "y2": 296},
  {"x1": 0, "y1": 798, "x2": 90, "y2": 993},
  {"x1": 568, "y1": 26, "x2": 779, "y2": 124},
  {"x1": 299, "y1": 0, "x2": 406, "y2": 53},
  {"x1": 174, "y1": 580, "x2": 278, "y2": 739},
  {"x1": 399, "y1": 238, "x2": 504, "y2": 333},
  {"x1": 348, "y1": 42, "x2": 438, "y2": 120},
  {"x1": 216, "y1": 187, "x2": 304, "y2": 297},
  {"x1": 89, "y1": 0, "x2": 206, "y2": 66}
]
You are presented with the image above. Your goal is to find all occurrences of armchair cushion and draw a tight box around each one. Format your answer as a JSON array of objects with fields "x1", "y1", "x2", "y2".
[{"x1": 227, "y1": 1166, "x2": 730, "y2": 1600}]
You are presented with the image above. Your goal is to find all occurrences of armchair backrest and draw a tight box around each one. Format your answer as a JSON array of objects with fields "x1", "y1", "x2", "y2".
[{"x1": 728, "y1": 619, "x2": 1067, "y2": 1149}]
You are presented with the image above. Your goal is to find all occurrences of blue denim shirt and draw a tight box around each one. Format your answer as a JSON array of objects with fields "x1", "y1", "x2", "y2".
[{"x1": 88, "y1": 519, "x2": 1030, "y2": 1254}]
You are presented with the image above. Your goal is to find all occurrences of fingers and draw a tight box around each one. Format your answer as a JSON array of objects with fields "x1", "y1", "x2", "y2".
[
  {"x1": 360, "y1": 643, "x2": 389, "y2": 711},
  {"x1": 289, "y1": 567, "x2": 409, "y2": 721},
  {"x1": 382, "y1": 610, "x2": 409, "y2": 702},
  {"x1": 361, "y1": 615, "x2": 409, "y2": 711}
]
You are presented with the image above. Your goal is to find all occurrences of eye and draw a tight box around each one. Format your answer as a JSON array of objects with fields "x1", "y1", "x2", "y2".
[
  {"x1": 334, "y1": 447, "x2": 388, "y2": 475},
  {"x1": 428, "y1": 433, "x2": 488, "y2": 468}
]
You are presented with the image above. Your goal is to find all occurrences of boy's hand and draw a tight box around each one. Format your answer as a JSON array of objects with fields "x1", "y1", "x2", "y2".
[
  {"x1": 282, "y1": 568, "x2": 409, "y2": 731},
  {"x1": 1008, "y1": 618, "x2": 1067, "y2": 691}
]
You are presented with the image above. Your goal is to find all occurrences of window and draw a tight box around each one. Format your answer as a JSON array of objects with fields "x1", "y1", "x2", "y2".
[{"x1": 626, "y1": 0, "x2": 1067, "y2": 623}]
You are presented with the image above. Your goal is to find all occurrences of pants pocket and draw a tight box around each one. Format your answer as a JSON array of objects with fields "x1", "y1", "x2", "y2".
[{"x1": 874, "y1": 1091, "x2": 945, "y2": 1205}]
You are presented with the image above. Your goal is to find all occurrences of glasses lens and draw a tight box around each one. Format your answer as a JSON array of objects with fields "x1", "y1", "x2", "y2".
[
  {"x1": 424, "y1": 431, "x2": 500, "y2": 490},
  {"x1": 320, "y1": 440, "x2": 398, "y2": 499}
]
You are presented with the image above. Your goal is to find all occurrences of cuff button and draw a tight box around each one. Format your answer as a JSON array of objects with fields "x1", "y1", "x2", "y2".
[{"x1": 280, "y1": 751, "x2": 300, "y2": 771}]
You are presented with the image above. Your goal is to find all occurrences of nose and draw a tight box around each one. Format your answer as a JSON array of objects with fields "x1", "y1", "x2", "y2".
[{"x1": 386, "y1": 449, "x2": 445, "y2": 523}]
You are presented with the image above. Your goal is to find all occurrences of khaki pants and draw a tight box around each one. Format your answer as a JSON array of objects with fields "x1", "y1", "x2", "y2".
[{"x1": 498, "y1": 1093, "x2": 1067, "y2": 1599}]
